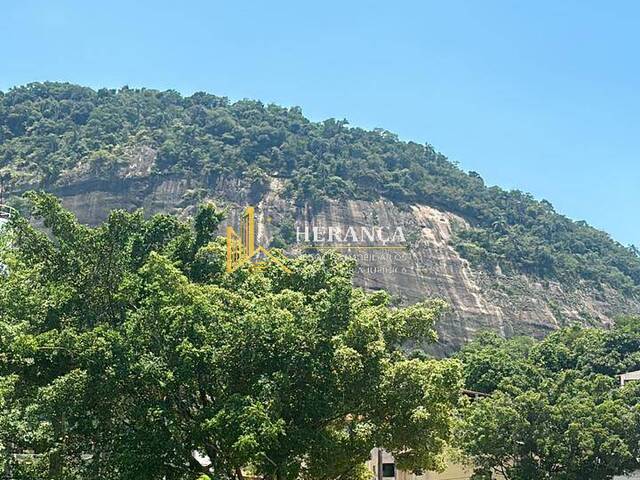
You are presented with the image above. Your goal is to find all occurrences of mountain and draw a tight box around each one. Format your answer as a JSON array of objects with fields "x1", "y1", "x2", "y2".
[{"x1": 1, "y1": 82, "x2": 639, "y2": 353}]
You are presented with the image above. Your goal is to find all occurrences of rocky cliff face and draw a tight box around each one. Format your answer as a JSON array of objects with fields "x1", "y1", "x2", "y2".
[
  {"x1": 23, "y1": 147, "x2": 639, "y2": 354},
  {"x1": 251, "y1": 189, "x2": 638, "y2": 355}
]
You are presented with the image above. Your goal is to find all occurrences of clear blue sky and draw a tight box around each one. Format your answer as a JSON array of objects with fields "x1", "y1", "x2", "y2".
[{"x1": 2, "y1": 0, "x2": 639, "y2": 246}]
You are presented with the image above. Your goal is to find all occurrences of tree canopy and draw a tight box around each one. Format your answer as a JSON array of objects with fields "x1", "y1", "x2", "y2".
[
  {"x1": 0, "y1": 192, "x2": 462, "y2": 480},
  {"x1": 456, "y1": 327, "x2": 640, "y2": 480}
]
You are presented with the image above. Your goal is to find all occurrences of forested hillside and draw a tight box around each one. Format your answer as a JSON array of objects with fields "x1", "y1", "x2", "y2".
[
  {"x1": 2, "y1": 84, "x2": 640, "y2": 479},
  {"x1": 1, "y1": 82, "x2": 639, "y2": 295}
]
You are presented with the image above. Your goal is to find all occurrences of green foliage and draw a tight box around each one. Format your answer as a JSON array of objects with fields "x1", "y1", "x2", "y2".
[
  {"x1": 1, "y1": 82, "x2": 639, "y2": 293},
  {"x1": 270, "y1": 219, "x2": 297, "y2": 249},
  {"x1": 456, "y1": 321, "x2": 640, "y2": 479},
  {"x1": 0, "y1": 193, "x2": 462, "y2": 480}
]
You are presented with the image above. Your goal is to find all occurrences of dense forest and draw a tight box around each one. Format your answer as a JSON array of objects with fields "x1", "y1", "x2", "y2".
[{"x1": 1, "y1": 82, "x2": 639, "y2": 293}]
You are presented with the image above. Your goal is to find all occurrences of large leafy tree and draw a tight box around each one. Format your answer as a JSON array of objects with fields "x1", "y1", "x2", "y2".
[
  {"x1": 457, "y1": 330, "x2": 640, "y2": 480},
  {"x1": 0, "y1": 192, "x2": 462, "y2": 480}
]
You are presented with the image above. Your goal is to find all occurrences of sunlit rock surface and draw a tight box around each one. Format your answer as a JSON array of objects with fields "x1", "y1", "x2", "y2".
[{"x1": 16, "y1": 160, "x2": 639, "y2": 354}]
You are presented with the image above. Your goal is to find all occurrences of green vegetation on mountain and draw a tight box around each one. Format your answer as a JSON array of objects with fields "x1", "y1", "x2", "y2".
[
  {"x1": 0, "y1": 193, "x2": 462, "y2": 480},
  {"x1": 456, "y1": 322, "x2": 640, "y2": 479},
  {"x1": 1, "y1": 82, "x2": 639, "y2": 293}
]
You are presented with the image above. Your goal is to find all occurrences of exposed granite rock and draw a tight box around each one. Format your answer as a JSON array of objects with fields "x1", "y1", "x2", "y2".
[
  {"x1": 250, "y1": 194, "x2": 638, "y2": 355},
  {"x1": 15, "y1": 157, "x2": 639, "y2": 354}
]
